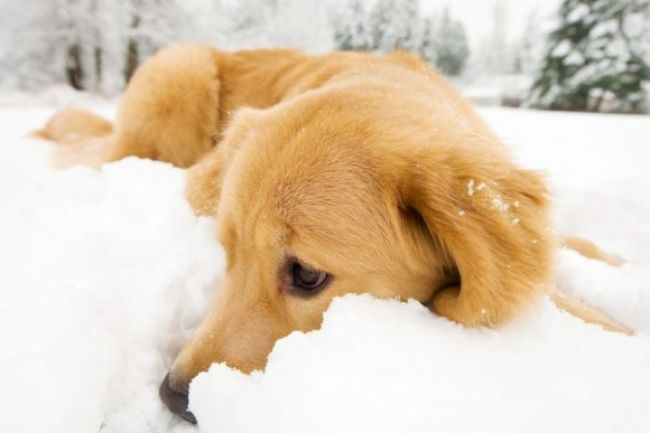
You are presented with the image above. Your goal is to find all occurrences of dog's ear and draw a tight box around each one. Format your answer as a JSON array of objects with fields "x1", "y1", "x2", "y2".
[
  {"x1": 186, "y1": 108, "x2": 262, "y2": 216},
  {"x1": 399, "y1": 145, "x2": 554, "y2": 326}
]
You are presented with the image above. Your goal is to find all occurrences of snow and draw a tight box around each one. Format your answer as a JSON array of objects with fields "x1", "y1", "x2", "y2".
[
  {"x1": 552, "y1": 39, "x2": 572, "y2": 57},
  {"x1": 567, "y1": 3, "x2": 590, "y2": 23},
  {"x1": 191, "y1": 296, "x2": 650, "y2": 433},
  {"x1": 466, "y1": 178, "x2": 475, "y2": 195},
  {"x1": 0, "y1": 102, "x2": 221, "y2": 433},
  {"x1": 564, "y1": 50, "x2": 585, "y2": 66},
  {"x1": 1, "y1": 99, "x2": 650, "y2": 433}
]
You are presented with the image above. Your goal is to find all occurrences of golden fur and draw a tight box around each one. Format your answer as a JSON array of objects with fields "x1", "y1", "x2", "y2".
[{"x1": 37, "y1": 45, "x2": 631, "y2": 387}]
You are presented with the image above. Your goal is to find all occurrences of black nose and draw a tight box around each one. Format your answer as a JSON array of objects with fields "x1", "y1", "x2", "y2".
[{"x1": 159, "y1": 373, "x2": 197, "y2": 424}]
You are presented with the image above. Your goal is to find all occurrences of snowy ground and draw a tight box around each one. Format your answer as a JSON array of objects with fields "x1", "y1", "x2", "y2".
[{"x1": 1, "y1": 95, "x2": 649, "y2": 433}]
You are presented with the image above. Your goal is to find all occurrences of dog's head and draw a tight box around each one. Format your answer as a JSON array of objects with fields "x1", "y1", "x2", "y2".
[{"x1": 161, "y1": 78, "x2": 553, "y2": 422}]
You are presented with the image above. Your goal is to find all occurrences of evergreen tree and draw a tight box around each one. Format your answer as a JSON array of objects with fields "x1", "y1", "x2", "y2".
[
  {"x1": 200, "y1": 0, "x2": 333, "y2": 53},
  {"x1": 528, "y1": 0, "x2": 650, "y2": 113},
  {"x1": 418, "y1": 17, "x2": 437, "y2": 64},
  {"x1": 370, "y1": 0, "x2": 423, "y2": 52},
  {"x1": 332, "y1": 0, "x2": 374, "y2": 51},
  {"x1": 513, "y1": 11, "x2": 544, "y2": 75},
  {"x1": 430, "y1": 8, "x2": 470, "y2": 76}
]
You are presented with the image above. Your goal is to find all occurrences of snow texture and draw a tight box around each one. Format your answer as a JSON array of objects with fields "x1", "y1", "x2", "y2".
[{"x1": 0, "y1": 96, "x2": 649, "y2": 433}]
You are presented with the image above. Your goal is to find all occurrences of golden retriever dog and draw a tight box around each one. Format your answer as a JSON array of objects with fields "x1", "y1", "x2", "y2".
[{"x1": 36, "y1": 45, "x2": 631, "y2": 423}]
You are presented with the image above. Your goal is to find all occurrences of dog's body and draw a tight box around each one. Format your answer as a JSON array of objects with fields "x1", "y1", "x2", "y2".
[{"x1": 37, "y1": 45, "x2": 631, "y2": 423}]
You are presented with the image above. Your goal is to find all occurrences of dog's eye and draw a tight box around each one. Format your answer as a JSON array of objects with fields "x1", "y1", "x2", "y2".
[{"x1": 290, "y1": 261, "x2": 329, "y2": 294}]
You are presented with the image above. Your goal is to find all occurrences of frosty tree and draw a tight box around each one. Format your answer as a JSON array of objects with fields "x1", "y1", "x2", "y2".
[
  {"x1": 513, "y1": 11, "x2": 545, "y2": 75},
  {"x1": 418, "y1": 18, "x2": 437, "y2": 65},
  {"x1": 0, "y1": 0, "x2": 334, "y2": 94},
  {"x1": 332, "y1": 0, "x2": 469, "y2": 76},
  {"x1": 0, "y1": 0, "x2": 190, "y2": 94},
  {"x1": 332, "y1": 0, "x2": 374, "y2": 51},
  {"x1": 529, "y1": 0, "x2": 650, "y2": 113},
  {"x1": 123, "y1": 0, "x2": 190, "y2": 82},
  {"x1": 370, "y1": 0, "x2": 423, "y2": 52},
  {"x1": 427, "y1": 8, "x2": 470, "y2": 76}
]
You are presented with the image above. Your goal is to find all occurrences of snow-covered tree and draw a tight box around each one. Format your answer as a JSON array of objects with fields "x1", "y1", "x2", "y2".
[
  {"x1": 513, "y1": 10, "x2": 545, "y2": 75},
  {"x1": 0, "y1": 0, "x2": 483, "y2": 93},
  {"x1": 332, "y1": 0, "x2": 374, "y2": 51},
  {"x1": 189, "y1": 0, "x2": 332, "y2": 53},
  {"x1": 332, "y1": 0, "x2": 468, "y2": 76},
  {"x1": 418, "y1": 17, "x2": 437, "y2": 64},
  {"x1": 429, "y1": 8, "x2": 469, "y2": 76},
  {"x1": 473, "y1": 0, "x2": 515, "y2": 75},
  {"x1": 370, "y1": 0, "x2": 423, "y2": 52},
  {"x1": 528, "y1": 0, "x2": 650, "y2": 113},
  {"x1": 123, "y1": 0, "x2": 191, "y2": 82},
  {"x1": 0, "y1": 0, "x2": 190, "y2": 94},
  {"x1": 0, "y1": 0, "x2": 66, "y2": 91},
  {"x1": 259, "y1": 0, "x2": 333, "y2": 52}
]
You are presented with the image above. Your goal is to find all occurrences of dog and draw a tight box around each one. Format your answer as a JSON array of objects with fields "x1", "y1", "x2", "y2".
[{"x1": 36, "y1": 45, "x2": 632, "y2": 423}]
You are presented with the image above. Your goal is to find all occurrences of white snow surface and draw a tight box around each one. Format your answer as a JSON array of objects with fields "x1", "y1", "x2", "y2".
[{"x1": 0, "y1": 99, "x2": 649, "y2": 433}]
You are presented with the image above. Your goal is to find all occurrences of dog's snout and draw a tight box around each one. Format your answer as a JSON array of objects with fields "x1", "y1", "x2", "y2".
[{"x1": 159, "y1": 373, "x2": 197, "y2": 424}]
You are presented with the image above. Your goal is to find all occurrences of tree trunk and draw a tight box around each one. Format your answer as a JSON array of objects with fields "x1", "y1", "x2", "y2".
[
  {"x1": 94, "y1": 46, "x2": 103, "y2": 91},
  {"x1": 124, "y1": 13, "x2": 141, "y2": 83},
  {"x1": 66, "y1": 44, "x2": 84, "y2": 90}
]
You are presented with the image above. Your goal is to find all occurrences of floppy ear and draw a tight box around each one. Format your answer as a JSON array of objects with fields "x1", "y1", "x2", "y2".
[
  {"x1": 400, "y1": 146, "x2": 554, "y2": 326},
  {"x1": 186, "y1": 108, "x2": 262, "y2": 216}
]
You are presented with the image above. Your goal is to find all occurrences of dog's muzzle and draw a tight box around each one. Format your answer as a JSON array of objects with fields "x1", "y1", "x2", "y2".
[{"x1": 159, "y1": 373, "x2": 197, "y2": 424}]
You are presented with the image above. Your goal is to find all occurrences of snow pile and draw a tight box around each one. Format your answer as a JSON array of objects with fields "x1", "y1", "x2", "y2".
[
  {"x1": 191, "y1": 296, "x2": 650, "y2": 433},
  {"x1": 0, "y1": 103, "x2": 649, "y2": 433},
  {"x1": 0, "y1": 106, "x2": 221, "y2": 433}
]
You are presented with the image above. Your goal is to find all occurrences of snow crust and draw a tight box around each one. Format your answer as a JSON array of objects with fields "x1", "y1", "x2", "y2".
[{"x1": 0, "y1": 102, "x2": 649, "y2": 433}]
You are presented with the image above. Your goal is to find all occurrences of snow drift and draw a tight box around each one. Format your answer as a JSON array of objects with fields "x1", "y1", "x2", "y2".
[{"x1": 191, "y1": 295, "x2": 650, "y2": 433}]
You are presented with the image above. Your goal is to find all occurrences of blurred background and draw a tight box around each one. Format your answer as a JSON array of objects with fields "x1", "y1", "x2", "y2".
[{"x1": 0, "y1": 0, "x2": 648, "y2": 113}]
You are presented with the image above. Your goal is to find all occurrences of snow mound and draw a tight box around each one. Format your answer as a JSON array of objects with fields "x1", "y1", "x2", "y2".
[
  {"x1": 0, "y1": 109, "x2": 222, "y2": 433},
  {"x1": 191, "y1": 295, "x2": 650, "y2": 433}
]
